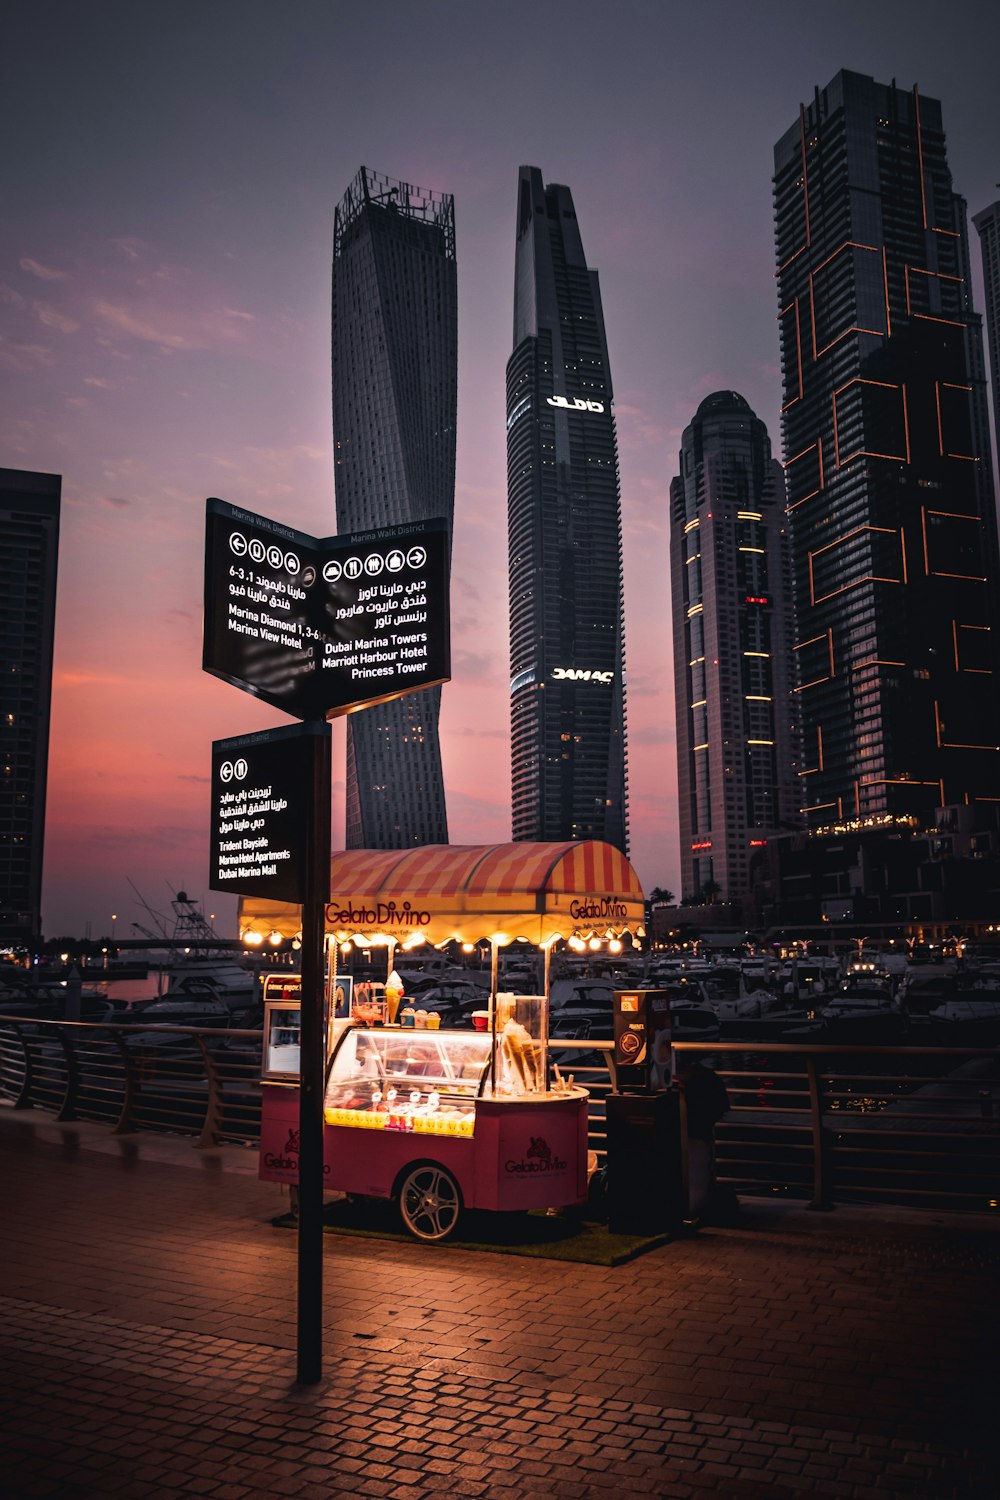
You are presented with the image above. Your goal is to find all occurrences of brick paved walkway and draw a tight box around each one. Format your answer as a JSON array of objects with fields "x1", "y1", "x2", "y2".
[{"x1": 1, "y1": 1108, "x2": 997, "y2": 1498}]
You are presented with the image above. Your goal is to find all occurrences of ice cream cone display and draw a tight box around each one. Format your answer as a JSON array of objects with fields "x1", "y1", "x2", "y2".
[{"x1": 385, "y1": 969, "x2": 403, "y2": 1024}]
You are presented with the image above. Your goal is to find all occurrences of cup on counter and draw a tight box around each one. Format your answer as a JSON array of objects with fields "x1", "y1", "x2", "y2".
[
  {"x1": 472, "y1": 1010, "x2": 490, "y2": 1032},
  {"x1": 426, "y1": 1012, "x2": 441, "y2": 1030}
]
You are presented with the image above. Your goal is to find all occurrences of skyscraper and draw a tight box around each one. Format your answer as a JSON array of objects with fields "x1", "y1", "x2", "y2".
[
  {"x1": 669, "y1": 393, "x2": 800, "y2": 906},
  {"x1": 506, "y1": 166, "x2": 628, "y2": 851},
  {"x1": 773, "y1": 71, "x2": 1000, "y2": 831},
  {"x1": 972, "y1": 196, "x2": 1000, "y2": 473},
  {"x1": 332, "y1": 167, "x2": 457, "y2": 848},
  {"x1": 0, "y1": 467, "x2": 60, "y2": 946}
]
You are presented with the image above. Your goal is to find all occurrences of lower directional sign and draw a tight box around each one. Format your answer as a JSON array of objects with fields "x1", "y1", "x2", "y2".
[{"x1": 209, "y1": 722, "x2": 329, "y2": 902}]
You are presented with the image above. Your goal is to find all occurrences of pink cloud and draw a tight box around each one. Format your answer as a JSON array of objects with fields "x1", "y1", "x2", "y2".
[
  {"x1": 92, "y1": 300, "x2": 202, "y2": 351},
  {"x1": 92, "y1": 297, "x2": 257, "y2": 354},
  {"x1": 56, "y1": 671, "x2": 127, "y2": 687},
  {"x1": 34, "y1": 301, "x2": 79, "y2": 334},
  {"x1": 110, "y1": 237, "x2": 151, "y2": 261},
  {"x1": 0, "y1": 335, "x2": 54, "y2": 370},
  {"x1": 20, "y1": 257, "x2": 68, "y2": 281}
]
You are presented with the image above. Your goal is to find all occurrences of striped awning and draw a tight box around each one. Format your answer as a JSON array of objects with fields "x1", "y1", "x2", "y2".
[{"x1": 238, "y1": 841, "x2": 645, "y2": 947}]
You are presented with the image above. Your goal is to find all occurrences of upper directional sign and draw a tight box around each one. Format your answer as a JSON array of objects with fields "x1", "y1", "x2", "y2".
[{"x1": 202, "y1": 498, "x2": 451, "y2": 720}]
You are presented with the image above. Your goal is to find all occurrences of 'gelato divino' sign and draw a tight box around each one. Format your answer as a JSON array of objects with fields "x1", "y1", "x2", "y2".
[{"x1": 202, "y1": 497, "x2": 451, "y2": 721}]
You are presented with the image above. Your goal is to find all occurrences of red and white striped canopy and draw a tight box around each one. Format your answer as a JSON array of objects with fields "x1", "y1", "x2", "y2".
[{"x1": 239, "y1": 840, "x2": 645, "y2": 946}]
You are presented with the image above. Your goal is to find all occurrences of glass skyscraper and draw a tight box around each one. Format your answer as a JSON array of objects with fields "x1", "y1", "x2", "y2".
[
  {"x1": 774, "y1": 71, "x2": 1000, "y2": 831},
  {"x1": 506, "y1": 166, "x2": 628, "y2": 851},
  {"x1": 0, "y1": 467, "x2": 60, "y2": 946},
  {"x1": 669, "y1": 393, "x2": 800, "y2": 905},
  {"x1": 972, "y1": 197, "x2": 1000, "y2": 475},
  {"x1": 332, "y1": 167, "x2": 457, "y2": 848}
]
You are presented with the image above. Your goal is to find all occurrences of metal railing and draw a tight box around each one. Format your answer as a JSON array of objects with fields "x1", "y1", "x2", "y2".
[
  {"x1": 2, "y1": 1018, "x2": 998, "y2": 1215},
  {"x1": 0, "y1": 1018, "x2": 262, "y2": 1148},
  {"x1": 677, "y1": 1039, "x2": 1000, "y2": 1214}
]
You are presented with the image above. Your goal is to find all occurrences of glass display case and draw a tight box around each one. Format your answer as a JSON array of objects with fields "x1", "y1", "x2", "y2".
[
  {"x1": 262, "y1": 1000, "x2": 301, "y2": 1080},
  {"x1": 324, "y1": 1028, "x2": 491, "y2": 1137},
  {"x1": 494, "y1": 993, "x2": 547, "y2": 1095},
  {"x1": 323, "y1": 1004, "x2": 551, "y2": 1138}
]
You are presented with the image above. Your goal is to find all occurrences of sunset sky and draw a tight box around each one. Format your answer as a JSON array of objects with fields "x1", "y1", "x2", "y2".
[{"x1": 3, "y1": 0, "x2": 999, "y2": 938}]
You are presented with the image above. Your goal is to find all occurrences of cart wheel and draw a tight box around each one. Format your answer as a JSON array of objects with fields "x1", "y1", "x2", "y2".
[{"x1": 398, "y1": 1163, "x2": 462, "y2": 1242}]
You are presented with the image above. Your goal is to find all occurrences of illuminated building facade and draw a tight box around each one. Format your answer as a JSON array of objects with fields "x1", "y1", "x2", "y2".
[
  {"x1": 332, "y1": 167, "x2": 457, "y2": 847},
  {"x1": 0, "y1": 468, "x2": 60, "y2": 946},
  {"x1": 670, "y1": 393, "x2": 800, "y2": 905},
  {"x1": 774, "y1": 71, "x2": 1000, "y2": 832},
  {"x1": 972, "y1": 197, "x2": 1000, "y2": 469},
  {"x1": 506, "y1": 166, "x2": 628, "y2": 850}
]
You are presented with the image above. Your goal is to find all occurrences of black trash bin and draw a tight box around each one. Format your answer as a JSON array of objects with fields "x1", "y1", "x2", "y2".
[{"x1": 605, "y1": 1090, "x2": 685, "y2": 1235}]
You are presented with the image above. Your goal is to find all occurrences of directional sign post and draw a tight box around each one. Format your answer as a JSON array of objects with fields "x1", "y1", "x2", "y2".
[
  {"x1": 294, "y1": 727, "x2": 331, "y2": 1387},
  {"x1": 203, "y1": 498, "x2": 450, "y2": 720},
  {"x1": 208, "y1": 721, "x2": 331, "y2": 1385},
  {"x1": 203, "y1": 497, "x2": 451, "y2": 1389},
  {"x1": 210, "y1": 724, "x2": 324, "y2": 905}
]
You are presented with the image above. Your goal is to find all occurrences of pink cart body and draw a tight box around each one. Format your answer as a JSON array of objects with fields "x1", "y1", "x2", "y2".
[{"x1": 260, "y1": 1083, "x2": 589, "y2": 1213}]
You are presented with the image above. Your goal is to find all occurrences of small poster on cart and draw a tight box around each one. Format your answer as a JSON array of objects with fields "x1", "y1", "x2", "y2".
[{"x1": 332, "y1": 974, "x2": 354, "y2": 1020}]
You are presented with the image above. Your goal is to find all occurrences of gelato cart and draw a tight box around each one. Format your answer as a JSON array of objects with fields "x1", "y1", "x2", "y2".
[{"x1": 248, "y1": 840, "x2": 645, "y2": 1241}]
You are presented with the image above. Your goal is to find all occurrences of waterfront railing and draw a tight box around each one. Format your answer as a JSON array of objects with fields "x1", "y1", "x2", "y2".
[{"x1": 1, "y1": 1017, "x2": 997, "y2": 1216}]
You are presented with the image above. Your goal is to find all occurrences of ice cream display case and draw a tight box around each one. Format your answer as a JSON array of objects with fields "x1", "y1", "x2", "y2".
[{"x1": 259, "y1": 995, "x2": 590, "y2": 1240}]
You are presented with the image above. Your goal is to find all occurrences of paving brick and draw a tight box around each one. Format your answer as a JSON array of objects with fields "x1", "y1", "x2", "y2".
[{"x1": 1, "y1": 1117, "x2": 998, "y2": 1500}]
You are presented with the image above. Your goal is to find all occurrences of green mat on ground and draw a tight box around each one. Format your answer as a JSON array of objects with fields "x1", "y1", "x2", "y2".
[{"x1": 270, "y1": 1198, "x2": 671, "y2": 1265}]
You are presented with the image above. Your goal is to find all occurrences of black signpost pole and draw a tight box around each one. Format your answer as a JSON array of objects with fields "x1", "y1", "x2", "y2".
[
  {"x1": 296, "y1": 722, "x2": 331, "y2": 1386},
  {"x1": 203, "y1": 498, "x2": 451, "y2": 1388}
]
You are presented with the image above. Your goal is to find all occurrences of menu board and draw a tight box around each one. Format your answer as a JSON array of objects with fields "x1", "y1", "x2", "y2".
[
  {"x1": 203, "y1": 497, "x2": 451, "y2": 721},
  {"x1": 209, "y1": 723, "x2": 328, "y2": 901}
]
